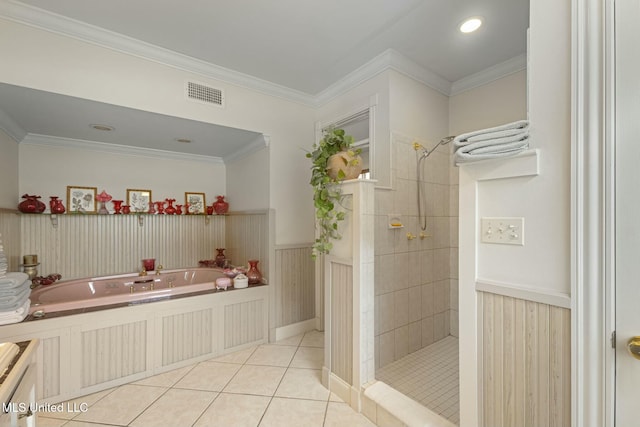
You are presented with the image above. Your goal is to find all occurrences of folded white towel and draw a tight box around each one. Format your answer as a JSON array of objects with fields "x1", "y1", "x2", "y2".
[
  {"x1": 0, "y1": 280, "x2": 31, "y2": 297},
  {"x1": 454, "y1": 120, "x2": 529, "y2": 145},
  {"x1": 0, "y1": 288, "x2": 30, "y2": 310},
  {"x1": 455, "y1": 132, "x2": 529, "y2": 155},
  {"x1": 0, "y1": 298, "x2": 30, "y2": 319},
  {"x1": 0, "y1": 272, "x2": 29, "y2": 289},
  {"x1": 0, "y1": 300, "x2": 29, "y2": 325},
  {"x1": 455, "y1": 141, "x2": 529, "y2": 164}
]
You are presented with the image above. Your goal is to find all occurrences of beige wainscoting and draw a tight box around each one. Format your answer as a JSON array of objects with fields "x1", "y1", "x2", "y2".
[
  {"x1": 273, "y1": 244, "x2": 315, "y2": 328},
  {"x1": 481, "y1": 291, "x2": 571, "y2": 427},
  {"x1": 20, "y1": 214, "x2": 225, "y2": 279}
]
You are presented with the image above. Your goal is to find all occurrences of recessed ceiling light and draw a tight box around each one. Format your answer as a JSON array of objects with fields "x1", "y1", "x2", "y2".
[
  {"x1": 90, "y1": 124, "x2": 114, "y2": 131},
  {"x1": 175, "y1": 138, "x2": 192, "y2": 143},
  {"x1": 459, "y1": 17, "x2": 483, "y2": 33}
]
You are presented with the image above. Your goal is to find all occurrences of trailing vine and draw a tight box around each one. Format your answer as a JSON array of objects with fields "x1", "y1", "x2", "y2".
[{"x1": 306, "y1": 128, "x2": 361, "y2": 258}]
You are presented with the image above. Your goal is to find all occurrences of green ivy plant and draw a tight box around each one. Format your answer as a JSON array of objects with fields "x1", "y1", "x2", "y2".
[{"x1": 306, "y1": 128, "x2": 361, "y2": 258}]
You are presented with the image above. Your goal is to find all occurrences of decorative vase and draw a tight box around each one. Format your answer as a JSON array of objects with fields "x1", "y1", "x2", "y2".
[
  {"x1": 215, "y1": 248, "x2": 226, "y2": 268},
  {"x1": 96, "y1": 190, "x2": 112, "y2": 214},
  {"x1": 213, "y1": 195, "x2": 229, "y2": 215},
  {"x1": 246, "y1": 259, "x2": 263, "y2": 285},
  {"x1": 154, "y1": 201, "x2": 165, "y2": 214},
  {"x1": 327, "y1": 150, "x2": 363, "y2": 180},
  {"x1": 49, "y1": 196, "x2": 66, "y2": 214},
  {"x1": 122, "y1": 205, "x2": 131, "y2": 214},
  {"x1": 148, "y1": 203, "x2": 156, "y2": 214},
  {"x1": 112, "y1": 200, "x2": 123, "y2": 214},
  {"x1": 206, "y1": 205, "x2": 214, "y2": 215},
  {"x1": 175, "y1": 204, "x2": 183, "y2": 215},
  {"x1": 18, "y1": 194, "x2": 46, "y2": 214},
  {"x1": 165, "y1": 199, "x2": 176, "y2": 215},
  {"x1": 183, "y1": 203, "x2": 190, "y2": 215}
]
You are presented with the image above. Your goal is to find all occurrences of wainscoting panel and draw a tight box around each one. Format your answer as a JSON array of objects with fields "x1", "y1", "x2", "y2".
[
  {"x1": 330, "y1": 262, "x2": 353, "y2": 384},
  {"x1": 224, "y1": 299, "x2": 265, "y2": 349},
  {"x1": 0, "y1": 210, "x2": 21, "y2": 272},
  {"x1": 225, "y1": 211, "x2": 269, "y2": 279},
  {"x1": 161, "y1": 308, "x2": 213, "y2": 366},
  {"x1": 21, "y1": 214, "x2": 225, "y2": 279},
  {"x1": 274, "y1": 245, "x2": 314, "y2": 328},
  {"x1": 80, "y1": 320, "x2": 147, "y2": 387},
  {"x1": 41, "y1": 336, "x2": 61, "y2": 399},
  {"x1": 481, "y1": 292, "x2": 571, "y2": 427}
]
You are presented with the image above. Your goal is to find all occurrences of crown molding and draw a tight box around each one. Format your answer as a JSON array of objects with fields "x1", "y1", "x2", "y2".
[
  {"x1": 0, "y1": 108, "x2": 27, "y2": 142},
  {"x1": 223, "y1": 134, "x2": 270, "y2": 164},
  {"x1": 21, "y1": 133, "x2": 225, "y2": 163},
  {"x1": 315, "y1": 49, "x2": 452, "y2": 105},
  {"x1": 0, "y1": 1, "x2": 316, "y2": 106},
  {"x1": 450, "y1": 54, "x2": 527, "y2": 96}
]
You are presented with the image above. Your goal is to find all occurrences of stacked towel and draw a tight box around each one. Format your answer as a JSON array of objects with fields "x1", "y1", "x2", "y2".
[
  {"x1": 0, "y1": 272, "x2": 31, "y2": 324},
  {"x1": 453, "y1": 120, "x2": 530, "y2": 164}
]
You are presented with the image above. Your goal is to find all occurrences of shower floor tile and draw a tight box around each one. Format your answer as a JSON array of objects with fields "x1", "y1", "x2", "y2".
[{"x1": 376, "y1": 335, "x2": 459, "y2": 425}]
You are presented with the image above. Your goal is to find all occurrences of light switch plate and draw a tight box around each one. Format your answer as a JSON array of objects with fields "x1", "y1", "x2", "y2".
[{"x1": 481, "y1": 217, "x2": 524, "y2": 245}]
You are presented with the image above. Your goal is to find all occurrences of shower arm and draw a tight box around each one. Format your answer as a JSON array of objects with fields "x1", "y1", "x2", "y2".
[{"x1": 414, "y1": 136, "x2": 456, "y2": 159}]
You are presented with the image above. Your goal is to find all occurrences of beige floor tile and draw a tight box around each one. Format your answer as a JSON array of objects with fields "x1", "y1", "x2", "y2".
[
  {"x1": 290, "y1": 346, "x2": 324, "y2": 369},
  {"x1": 275, "y1": 368, "x2": 329, "y2": 401},
  {"x1": 194, "y1": 393, "x2": 270, "y2": 427},
  {"x1": 259, "y1": 397, "x2": 326, "y2": 427},
  {"x1": 34, "y1": 416, "x2": 67, "y2": 427},
  {"x1": 130, "y1": 388, "x2": 217, "y2": 427},
  {"x1": 324, "y1": 402, "x2": 377, "y2": 427},
  {"x1": 174, "y1": 361, "x2": 241, "y2": 391},
  {"x1": 273, "y1": 333, "x2": 304, "y2": 346},
  {"x1": 211, "y1": 346, "x2": 257, "y2": 364},
  {"x1": 64, "y1": 421, "x2": 125, "y2": 427},
  {"x1": 223, "y1": 364, "x2": 286, "y2": 396},
  {"x1": 300, "y1": 330, "x2": 324, "y2": 348},
  {"x1": 41, "y1": 388, "x2": 117, "y2": 420},
  {"x1": 133, "y1": 365, "x2": 194, "y2": 387},
  {"x1": 245, "y1": 344, "x2": 297, "y2": 367},
  {"x1": 73, "y1": 384, "x2": 167, "y2": 425}
]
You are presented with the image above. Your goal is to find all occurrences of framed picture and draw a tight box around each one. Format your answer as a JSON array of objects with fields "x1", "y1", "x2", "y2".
[
  {"x1": 185, "y1": 192, "x2": 206, "y2": 214},
  {"x1": 66, "y1": 186, "x2": 97, "y2": 213},
  {"x1": 127, "y1": 189, "x2": 152, "y2": 213}
]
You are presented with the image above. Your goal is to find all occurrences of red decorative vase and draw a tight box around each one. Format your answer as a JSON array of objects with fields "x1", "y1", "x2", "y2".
[
  {"x1": 175, "y1": 204, "x2": 183, "y2": 215},
  {"x1": 122, "y1": 205, "x2": 131, "y2": 214},
  {"x1": 183, "y1": 203, "x2": 190, "y2": 215},
  {"x1": 154, "y1": 201, "x2": 165, "y2": 214},
  {"x1": 206, "y1": 206, "x2": 214, "y2": 215},
  {"x1": 215, "y1": 248, "x2": 226, "y2": 268},
  {"x1": 112, "y1": 200, "x2": 123, "y2": 214},
  {"x1": 19, "y1": 194, "x2": 46, "y2": 213},
  {"x1": 165, "y1": 199, "x2": 176, "y2": 215},
  {"x1": 247, "y1": 259, "x2": 262, "y2": 285},
  {"x1": 49, "y1": 196, "x2": 66, "y2": 214},
  {"x1": 213, "y1": 195, "x2": 229, "y2": 215}
]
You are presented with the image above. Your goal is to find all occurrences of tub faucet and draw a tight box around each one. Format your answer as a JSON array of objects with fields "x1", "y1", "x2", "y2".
[
  {"x1": 155, "y1": 265, "x2": 163, "y2": 275},
  {"x1": 139, "y1": 269, "x2": 147, "y2": 277}
]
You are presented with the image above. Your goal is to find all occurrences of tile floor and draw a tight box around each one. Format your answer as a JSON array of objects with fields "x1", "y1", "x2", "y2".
[
  {"x1": 376, "y1": 335, "x2": 460, "y2": 425},
  {"x1": 36, "y1": 330, "x2": 376, "y2": 427}
]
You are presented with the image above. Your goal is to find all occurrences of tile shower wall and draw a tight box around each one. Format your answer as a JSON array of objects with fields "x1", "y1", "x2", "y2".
[{"x1": 374, "y1": 133, "x2": 459, "y2": 370}]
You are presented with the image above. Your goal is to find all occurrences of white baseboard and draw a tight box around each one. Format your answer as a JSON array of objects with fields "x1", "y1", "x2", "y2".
[{"x1": 274, "y1": 318, "x2": 316, "y2": 341}]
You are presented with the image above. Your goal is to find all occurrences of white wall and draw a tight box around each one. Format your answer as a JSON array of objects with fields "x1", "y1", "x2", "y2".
[
  {"x1": 18, "y1": 139, "x2": 226, "y2": 212},
  {"x1": 316, "y1": 72, "x2": 391, "y2": 188},
  {"x1": 0, "y1": 18, "x2": 316, "y2": 244},
  {"x1": 0, "y1": 129, "x2": 18, "y2": 209},
  {"x1": 226, "y1": 144, "x2": 269, "y2": 212}
]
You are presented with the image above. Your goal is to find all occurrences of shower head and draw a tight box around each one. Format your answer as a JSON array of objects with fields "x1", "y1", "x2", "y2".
[{"x1": 418, "y1": 135, "x2": 456, "y2": 159}]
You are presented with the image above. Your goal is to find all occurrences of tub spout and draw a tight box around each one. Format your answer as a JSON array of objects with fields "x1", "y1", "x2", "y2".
[
  {"x1": 155, "y1": 265, "x2": 163, "y2": 275},
  {"x1": 139, "y1": 269, "x2": 147, "y2": 277}
]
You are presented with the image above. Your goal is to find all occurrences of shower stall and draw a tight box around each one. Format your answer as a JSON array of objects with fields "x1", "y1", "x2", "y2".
[{"x1": 373, "y1": 133, "x2": 459, "y2": 425}]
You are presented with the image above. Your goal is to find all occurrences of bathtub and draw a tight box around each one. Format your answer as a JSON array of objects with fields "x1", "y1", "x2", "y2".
[{"x1": 29, "y1": 268, "x2": 228, "y2": 315}]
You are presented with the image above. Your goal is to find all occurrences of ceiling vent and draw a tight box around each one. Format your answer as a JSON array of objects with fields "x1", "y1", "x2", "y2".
[{"x1": 186, "y1": 81, "x2": 224, "y2": 107}]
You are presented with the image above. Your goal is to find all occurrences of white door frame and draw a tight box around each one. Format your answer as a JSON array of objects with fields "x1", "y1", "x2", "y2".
[{"x1": 571, "y1": 0, "x2": 615, "y2": 426}]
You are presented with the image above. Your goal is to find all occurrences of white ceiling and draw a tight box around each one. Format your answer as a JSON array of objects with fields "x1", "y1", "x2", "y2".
[{"x1": 0, "y1": 0, "x2": 529, "y2": 159}]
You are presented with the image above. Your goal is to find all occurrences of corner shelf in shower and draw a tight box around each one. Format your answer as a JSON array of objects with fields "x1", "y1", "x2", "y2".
[{"x1": 387, "y1": 214, "x2": 404, "y2": 229}]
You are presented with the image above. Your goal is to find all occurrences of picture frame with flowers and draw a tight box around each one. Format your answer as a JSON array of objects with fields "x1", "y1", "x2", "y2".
[{"x1": 66, "y1": 186, "x2": 97, "y2": 213}]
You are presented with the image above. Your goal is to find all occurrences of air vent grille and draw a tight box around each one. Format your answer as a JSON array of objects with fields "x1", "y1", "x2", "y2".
[{"x1": 186, "y1": 81, "x2": 223, "y2": 106}]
